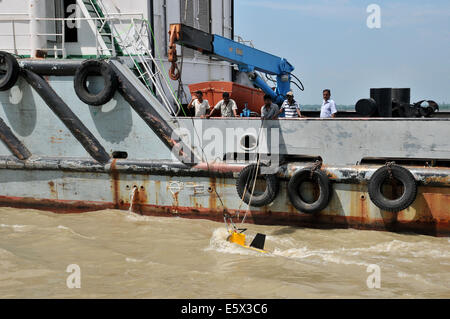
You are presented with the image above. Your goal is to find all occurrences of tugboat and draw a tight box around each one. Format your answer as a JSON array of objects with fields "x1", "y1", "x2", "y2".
[{"x1": 0, "y1": 0, "x2": 448, "y2": 236}]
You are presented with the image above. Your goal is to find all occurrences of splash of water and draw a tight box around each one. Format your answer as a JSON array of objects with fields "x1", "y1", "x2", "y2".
[{"x1": 128, "y1": 186, "x2": 138, "y2": 214}]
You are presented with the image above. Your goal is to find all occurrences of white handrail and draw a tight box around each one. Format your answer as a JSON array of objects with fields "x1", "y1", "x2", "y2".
[
  {"x1": 0, "y1": 6, "x2": 180, "y2": 116},
  {"x1": 0, "y1": 14, "x2": 143, "y2": 58}
]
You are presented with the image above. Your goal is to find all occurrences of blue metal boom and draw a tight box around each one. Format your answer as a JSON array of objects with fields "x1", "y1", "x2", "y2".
[
  {"x1": 169, "y1": 24, "x2": 295, "y2": 105},
  {"x1": 212, "y1": 35, "x2": 294, "y2": 104}
]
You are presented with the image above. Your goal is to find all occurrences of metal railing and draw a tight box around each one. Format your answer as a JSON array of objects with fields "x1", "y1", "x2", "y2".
[
  {"x1": 0, "y1": 13, "x2": 143, "y2": 58},
  {"x1": 0, "y1": 9, "x2": 180, "y2": 116},
  {"x1": 234, "y1": 35, "x2": 255, "y2": 48},
  {"x1": 89, "y1": 0, "x2": 180, "y2": 115},
  {"x1": 114, "y1": 17, "x2": 181, "y2": 116}
]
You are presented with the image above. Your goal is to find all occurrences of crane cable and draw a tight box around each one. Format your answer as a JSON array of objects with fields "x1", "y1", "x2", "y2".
[
  {"x1": 181, "y1": 0, "x2": 226, "y2": 209},
  {"x1": 291, "y1": 73, "x2": 305, "y2": 91},
  {"x1": 150, "y1": 17, "x2": 226, "y2": 208},
  {"x1": 237, "y1": 119, "x2": 266, "y2": 226}
]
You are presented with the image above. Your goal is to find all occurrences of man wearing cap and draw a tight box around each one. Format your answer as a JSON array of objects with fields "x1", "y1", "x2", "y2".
[
  {"x1": 206, "y1": 92, "x2": 238, "y2": 118},
  {"x1": 279, "y1": 91, "x2": 302, "y2": 118},
  {"x1": 188, "y1": 91, "x2": 210, "y2": 118}
]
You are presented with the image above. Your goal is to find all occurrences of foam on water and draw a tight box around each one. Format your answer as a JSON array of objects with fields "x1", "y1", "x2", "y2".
[
  {"x1": 125, "y1": 212, "x2": 181, "y2": 224},
  {"x1": 207, "y1": 229, "x2": 370, "y2": 266},
  {"x1": 57, "y1": 225, "x2": 96, "y2": 240},
  {"x1": 343, "y1": 240, "x2": 450, "y2": 258},
  {"x1": 0, "y1": 224, "x2": 31, "y2": 232},
  {"x1": 125, "y1": 257, "x2": 143, "y2": 263},
  {"x1": 271, "y1": 246, "x2": 372, "y2": 267},
  {"x1": 1, "y1": 208, "x2": 449, "y2": 298},
  {"x1": 206, "y1": 228, "x2": 450, "y2": 270},
  {"x1": 205, "y1": 228, "x2": 264, "y2": 256}
]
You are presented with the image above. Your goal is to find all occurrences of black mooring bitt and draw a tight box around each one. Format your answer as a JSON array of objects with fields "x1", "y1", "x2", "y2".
[
  {"x1": 250, "y1": 233, "x2": 266, "y2": 250},
  {"x1": 20, "y1": 69, "x2": 110, "y2": 164}
]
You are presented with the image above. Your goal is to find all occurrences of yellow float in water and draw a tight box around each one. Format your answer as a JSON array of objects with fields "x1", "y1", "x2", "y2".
[{"x1": 227, "y1": 230, "x2": 268, "y2": 254}]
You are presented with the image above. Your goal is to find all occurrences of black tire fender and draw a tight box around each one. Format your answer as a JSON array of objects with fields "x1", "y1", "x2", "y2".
[
  {"x1": 236, "y1": 164, "x2": 279, "y2": 207},
  {"x1": 74, "y1": 59, "x2": 118, "y2": 106},
  {"x1": 368, "y1": 165, "x2": 417, "y2": 213},
  {"x1": 288, "y1": 168, "x2": 331, "y2": 214},
  {"x1": 0, "y1": 51, "x2": 20, "y2": 91}
]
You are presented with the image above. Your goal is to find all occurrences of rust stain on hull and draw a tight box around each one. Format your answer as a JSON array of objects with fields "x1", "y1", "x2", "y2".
[
  {"x1": 48, "y1": 181, "x2": 58, "y2": 199},
  {"x1": 0, "y1": 188, "x2": 448, "y2": 237},
  {"x1": 0, "y1": 195, "x2": 114, "y2": 214},
  {"x1": 110, "y1": 159, "x2": 120, "y2": 209}
]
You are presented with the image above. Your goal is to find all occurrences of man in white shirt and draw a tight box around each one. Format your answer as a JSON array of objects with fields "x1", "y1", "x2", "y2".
[
  {"x1": 206, "y1": 92, "x2": 238, "y2": 118},
  {"x1": 320, "y1": 89, "x2": 338, "y2": 118},
  {"x1": 187, "y1": 91, "x2": 210, "y2": 118},
  {"x1": 279, "y1": 91, "x2": 302, "y2": 118}
]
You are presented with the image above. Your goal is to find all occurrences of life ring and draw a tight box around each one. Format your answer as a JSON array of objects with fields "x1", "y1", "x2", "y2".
[
  {"x1": 74, "y1": 59, "x2": 118, "y2": 106},
  {"x1": 288, "y1": 168, "x2": 331, "y2": 214},
  {"x1": 368, "y1": 164, "x2": 417, "y2": 212},
  {"x1": 0, "y1": 51, "x2": 20, "y2": 91},
  {"x1": 236, "y1": 164, "x2": 279, "y2": 207}
]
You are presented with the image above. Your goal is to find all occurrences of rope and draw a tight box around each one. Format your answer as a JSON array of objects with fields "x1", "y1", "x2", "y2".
[
  {"x1": 146, "y1": 19, "x2": 187, "y2": 116},
  {"x1": 241, "y1": 155, "x2": 261, "y2": 225},
  {"x1": 237, "y1": 120, "x2": 266, "y2": 211},
  {"x1": 176, "y1": 1, "x2": 190, "y2": 108},
  {"x1": 171, "y1": 0, "x2": 226, "y2": 208},
  {"x1": 309, "y1": 160, "x2": 323, "y2": 178},
  {"x1": 386, "y1": 161, "x2": 396, "y2": 180},
  {"x1": 239, "y1": 119, "x2": 266, "y2": 225}
]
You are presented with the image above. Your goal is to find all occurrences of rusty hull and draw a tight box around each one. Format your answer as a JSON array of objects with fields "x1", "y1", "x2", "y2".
[{"x1": 0, "y1": 159, "x2": 448, "y2": 237}]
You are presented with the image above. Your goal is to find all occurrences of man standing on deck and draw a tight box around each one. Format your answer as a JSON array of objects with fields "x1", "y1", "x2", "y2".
[
  {"x1": 279, "y1": 91, "x2": 302, "y2": 118},
  {"x1": 261, "y1": 94, "x2": 280, "y2": 120},
  {"x1": 321, "y1": 89, "x2": 338, "y2": 118},
  {"x1": 187, "y1": 91, "x2": 210, "y2": 118},
  {"x1": 206, "y1": 92, "x2": 238, "y2": 118}
]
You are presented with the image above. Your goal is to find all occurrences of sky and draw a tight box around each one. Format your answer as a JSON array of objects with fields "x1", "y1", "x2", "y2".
[{"x1": 234, "y1": 0, "x2": 450, "y2": 105}]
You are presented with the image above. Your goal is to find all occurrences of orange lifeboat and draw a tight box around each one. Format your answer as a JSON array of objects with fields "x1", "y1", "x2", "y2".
[{"x1": 188, "y1": 81, "x2": 266, "y2": 116}]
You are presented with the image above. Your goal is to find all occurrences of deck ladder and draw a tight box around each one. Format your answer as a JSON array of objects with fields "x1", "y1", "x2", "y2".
[
  {"x1": 77, "y1": 0, "x2": 180, "y2": 115},
  {"x1": 76, "y1": 0, "x2": 124, "y2": 56}
]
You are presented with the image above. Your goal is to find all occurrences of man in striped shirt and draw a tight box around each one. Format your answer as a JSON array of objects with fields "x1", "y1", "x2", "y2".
[{"x1": 279, "y1": 91, "x2": 302, "y2": 118}]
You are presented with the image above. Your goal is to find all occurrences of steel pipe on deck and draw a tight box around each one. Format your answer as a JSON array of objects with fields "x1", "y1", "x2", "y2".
[{"x1": 0, "y1": 156, "x2": 448, "y2": 187}]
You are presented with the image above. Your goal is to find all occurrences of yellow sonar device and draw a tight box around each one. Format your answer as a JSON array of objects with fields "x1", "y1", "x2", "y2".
[
  {"x1": 227, "y1": 230, "x2": 268, "y2": 254},
  {"x1": 223, "y1": 212, "x2": 268, "y2": 253}
]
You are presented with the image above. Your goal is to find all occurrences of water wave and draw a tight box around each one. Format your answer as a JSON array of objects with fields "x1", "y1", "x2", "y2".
[
  {"x1": 206, "y1": 229, "x2": 450, "y2": 269},
  {"x1": 0, "y1": 224, "x2": 32, "y2": 232},
  {"x1": 205, "y1": 228, "x2": 264, "y2": 256},
  {"x1": 57, "y1": 225, "x2": 96, "y2": 240}
]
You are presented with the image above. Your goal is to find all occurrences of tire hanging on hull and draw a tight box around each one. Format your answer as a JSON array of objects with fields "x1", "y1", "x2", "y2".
[
  {"x1": 74, "y1": 60, "x2": 118, "y2": 106},
  {"x1": 368, "y1": 164, "x2": 417, "y2": 213},
  {"x1": 0, "y1": 51, "x2": 20, "y2": 91},
  {"x1": 236, "y1": 164, "x2": 279, "y2": 207},
  {"x1": 288, "y1": 168, "x2": 331, "y2": 214}
]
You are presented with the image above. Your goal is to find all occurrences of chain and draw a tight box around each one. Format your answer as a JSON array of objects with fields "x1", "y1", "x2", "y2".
[
  {"x1": 310, "y1": 160, "x2": 323, "y2": 178},
  {"x1": 386, "y1": 161, "x2": 396, "y2": 180}
]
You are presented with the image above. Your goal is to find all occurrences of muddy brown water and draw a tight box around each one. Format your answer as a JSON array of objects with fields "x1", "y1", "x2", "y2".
[{"x1": 0, "y1": 207, "x2": 449, "y2": 298}]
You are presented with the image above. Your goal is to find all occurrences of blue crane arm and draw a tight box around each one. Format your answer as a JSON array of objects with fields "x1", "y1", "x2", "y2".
[
  {"x1": 213, "y1": 35, "x2": 294, "y2": 75},
  {"x1": 213, "y1": 35, "x2": 294, "y2": 104},
  {"x1": 169, "y1": 24, "x2": 295, "y2": 105}
]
